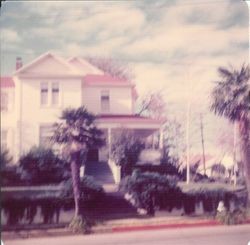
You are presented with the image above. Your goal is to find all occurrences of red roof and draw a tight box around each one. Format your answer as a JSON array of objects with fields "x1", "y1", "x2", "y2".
[
  {"x1": 97, "y1": 114, "x2": 163, "y2": 124},
  {"x1": 84, "y1": 74, "x2": 131, "y2": 85},
  {"x1": 0, "y1": 77, "x2": 15, "y2": 88}
]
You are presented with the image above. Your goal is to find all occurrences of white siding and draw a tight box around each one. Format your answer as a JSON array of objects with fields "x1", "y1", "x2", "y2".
[
  {"x1": 83, "y1": 86, "x2": 133, "y2": 115},
  {"x1": 20, "y1": 78, "x2": 82, "y2": 153}
]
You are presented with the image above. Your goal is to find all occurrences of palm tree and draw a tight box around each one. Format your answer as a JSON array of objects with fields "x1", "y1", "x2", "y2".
[
  {"x1": 52, "y1": 107, "x2": 104, "y2": 218},
  {"x1": 211, "y1": 64, "x2": 250, "y2": 203}
]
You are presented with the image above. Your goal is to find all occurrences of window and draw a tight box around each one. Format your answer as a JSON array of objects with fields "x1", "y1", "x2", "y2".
[
  {"x1": 39, "y1": 125, "x2": 53, "y2": 147},
  {"x1": 1, "y1": 92, "x2": 8, "y2": 111},
  {"x1": 40, "y1": 82, "x2": 48, "y2": 106},
  {"x1": 101, "y1": 90, "x2": 110, "y2": 112},
  {"x1": 1, "y1": 130, "x2": 7, "y2": 149},
  {"x1": 52, "y1": 82, "x2": 59, "y2": 105}
]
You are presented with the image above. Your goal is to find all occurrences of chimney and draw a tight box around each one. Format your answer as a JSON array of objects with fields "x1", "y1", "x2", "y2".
[{"x1": 16, "y1": 57, "x2": 23, "y2": 70}]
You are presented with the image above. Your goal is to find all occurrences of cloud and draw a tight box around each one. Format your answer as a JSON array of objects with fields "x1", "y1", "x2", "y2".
[{"x1": 1, "y1": 28, "x2": 21, "y2": 43}]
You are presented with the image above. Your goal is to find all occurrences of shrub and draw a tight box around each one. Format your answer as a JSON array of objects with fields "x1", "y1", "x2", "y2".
[
  {"x1": 61, "y1": 175, "x2": 104, "y2": 203},
  {"x1": 69, "y1": 216, "x2": 92, "y2": 234},
  {"x1": 1, "y1": 149, "x2": 23, "y2": 186},
  {"x1": 134, "y1": 163, "x2": 180, "y2": 176},
  {"x1": 120, "y1": 170, "x2": 181, "y2": 216},
  {"x1": 111, "y1": 130, "x2": 145, "y2": 177},
  {"x1": 1, "y1": 149, "x2": 13, "y2": 167},
  {"x1": 216, "y1": 207, "x2": 247, "y2": 225},
  {"x1": 19, "y1": 146, "x2": 70, "y2": 185},
  {"x1": 179, "y1": 183, "x2": 247, "y2": 215}
]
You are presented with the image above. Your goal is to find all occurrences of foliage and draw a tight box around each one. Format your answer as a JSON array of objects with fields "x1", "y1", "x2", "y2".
[
  {"x1": 134, "y1": 163, "x2": 180, "y2": 177},
  {"x1": 1, "y1": 150, "x2": 23, "y2": 186},
  {"x1": 179, "y1": 182, "x2": 247, "y2": 214},
  {"x1": 0, "y1": 149, "x2": 13, "y2": 167},
  {"x1": 61, "y1": 176, "x2": 104, "y2": 202},
  {"x1": 210, "y1": 64, "x2": 250, "y2": 203},
  {"x1": 69, "y1": 215, "x2": 92, "y2": 234},
  {"x1": 52, "y1": 106, "x2": 105, "y2": 217},
  {"x1": 52, "y1": 107, "x2": 104, "y2": 149},
  {"x1": 137, "y1": 91, "x2": 166, "y2": 120},
  {"x1": 19, "y1": 146, "x2": 69, "y2": 185},
  {"x1": 120, "y1": 170, "x2": 181, "y2": 215},
  {"x1": 211, "y1": 163, "x2": 226, "y2": 175},
  {"x1": 216, "y1": 207, "x2": 247, "y2": 225},
  {"x1": 161, "y1": 118, "x2": 186, "y2": 167},
  {"x1": 111, "y1": 130, "x2": 145, "y2": 177},
  {"x1": 86, "y1": 56, "x2": 134, "y2": 82},
  {"x1": 211, "y1": 65, "x2": 250, "y2": 122}
]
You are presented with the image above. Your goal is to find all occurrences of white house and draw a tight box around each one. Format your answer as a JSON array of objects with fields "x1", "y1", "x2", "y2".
[{"x1": 1, "y1": 52, "x2": 163, "y2": 181}]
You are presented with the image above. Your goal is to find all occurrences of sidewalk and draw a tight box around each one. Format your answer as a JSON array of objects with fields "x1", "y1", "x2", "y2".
[{"x1": 2, "y1": 215, "x2": 250, "y2": 240}]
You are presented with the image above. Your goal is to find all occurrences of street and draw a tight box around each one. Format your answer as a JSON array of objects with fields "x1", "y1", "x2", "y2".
[{"x1": 4, "y1": 224, "x2": 250, "y2": 245}]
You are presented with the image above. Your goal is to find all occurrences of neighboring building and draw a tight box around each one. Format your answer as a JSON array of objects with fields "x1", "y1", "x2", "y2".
[{"x1": 1, "y1": 52, "x2": 163, "y2": 170}]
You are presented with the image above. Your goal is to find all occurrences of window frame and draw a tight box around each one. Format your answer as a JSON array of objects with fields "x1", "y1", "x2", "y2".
[
  {"x1": 51, "y1": 82, "x2": 60, "y2": 106},
  {"x1": 40, "y1": 82, "x2": 49, "y2": 106},
  {"x1": 100, "y1": 90, "x2": 110, "y2": 113}
]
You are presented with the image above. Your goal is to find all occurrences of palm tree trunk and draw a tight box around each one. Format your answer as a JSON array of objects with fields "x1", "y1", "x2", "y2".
[
  {"x1": 70, "y1": 153, "x2": 80, "y2": 217},
  {"x1": 239, "y1": 119, "x2": 250, "y2": 205}
]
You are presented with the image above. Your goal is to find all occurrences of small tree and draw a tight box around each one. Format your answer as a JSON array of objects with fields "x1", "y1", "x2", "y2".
[
  {"x1": 162, "y1": 118, "x2": 186, "y2": 167},
  {"x1": 111, "y1": 130, "x2": 144, "y2": 178},
  {"x1": 52, "y1": 107, "x2": 104, "y2": 219}
]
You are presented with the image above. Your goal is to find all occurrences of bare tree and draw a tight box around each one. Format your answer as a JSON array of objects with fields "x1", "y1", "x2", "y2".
[
  {"x1": 137, "y1": 91, "x2": 167, "y2": 121},
  {"x1": 86, "y1": 56, "x2": 135, "y2": 81}
]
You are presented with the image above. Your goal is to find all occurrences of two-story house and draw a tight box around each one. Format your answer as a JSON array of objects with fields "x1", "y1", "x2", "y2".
[{"x1": 1, "y1": 52, "x2": 163, "y2": 182}]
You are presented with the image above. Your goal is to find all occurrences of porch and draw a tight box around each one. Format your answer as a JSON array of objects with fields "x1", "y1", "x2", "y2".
[{"x1": 85, "y1": 114, "x2": 163, "y2": 184}]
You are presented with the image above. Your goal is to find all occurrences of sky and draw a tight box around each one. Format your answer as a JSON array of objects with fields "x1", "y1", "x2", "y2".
[{"x1": 0, "y1": 0, "x2": 249, "y2": 156}]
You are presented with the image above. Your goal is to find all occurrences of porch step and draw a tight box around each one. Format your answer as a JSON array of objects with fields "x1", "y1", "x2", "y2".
[{"x1": 85, "y1": 161, "x2": 115, "y2": 185}]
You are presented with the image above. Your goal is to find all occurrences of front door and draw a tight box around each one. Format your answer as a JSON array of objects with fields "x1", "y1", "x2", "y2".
[{"x1": 87, "y1": 148, "x2": 99, "y2": 162}]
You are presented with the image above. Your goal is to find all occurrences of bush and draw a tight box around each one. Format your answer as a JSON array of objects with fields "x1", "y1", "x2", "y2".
[
  {"x1": 134, "y1": 163, "x2": 180, "y2": 176},
  {"x1": 69, "y1": 216, "x2": 92, "y2": 234},
  {"x1": 1, "y1": 149, "x2": 23, "y2": 186},
  {"x1": 179, "y1": 183, "x2": 247, "y2": 215},
  {"x1": 111, "y1": 130, "x2": 145, "y2": 177},
  {"x1": 61, "y1": 175, "x2": 104, "y2": 203},
  {"x1": 120, "y1": 170, "x2": 181, "y2": 216},
  {"x1": 19, "y1": 146, "x2": 70, "y2": 185},
  {"x1": 216, "y1": 207, "x2": 247, "y2": 225}
]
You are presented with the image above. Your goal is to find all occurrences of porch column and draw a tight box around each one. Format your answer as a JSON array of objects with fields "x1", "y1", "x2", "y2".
[
  {"x1": 159, "y1": 127, "x2": 164, "y2": 149},
  {"x1": 108, "y1": 127, "x2": 111, "y2": 158}
]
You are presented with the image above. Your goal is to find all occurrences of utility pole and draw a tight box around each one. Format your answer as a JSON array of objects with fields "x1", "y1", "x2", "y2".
[
  {"x1": 186, "y1": 100, "x2": 191, "y2": 184},
  {"x1": 233, "y1": 122, "x2": 237, "y2": 186},
  {"x1": 200, "y1": 113, "x2": 206, "y2": 175}
]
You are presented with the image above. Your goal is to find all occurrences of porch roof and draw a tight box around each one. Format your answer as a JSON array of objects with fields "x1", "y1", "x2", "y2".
[{"x1": 96, "y1": 114, "x2": 163, "y2": 129}]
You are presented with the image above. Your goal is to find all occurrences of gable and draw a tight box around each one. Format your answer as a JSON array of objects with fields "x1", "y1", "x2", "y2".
[
  {"x1": 15, "y1": 52, "x2": 82, "y2": 77},
  {"x1": 68, "y1": 57, "x2": 104, "y2": 75}
]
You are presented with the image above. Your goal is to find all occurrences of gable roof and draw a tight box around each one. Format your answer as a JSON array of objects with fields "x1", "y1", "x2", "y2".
[
  {"x1": 0, "y1": 77, "x2": 15, "y2": 88},
  {"x1": 14, "y1": 52, "x2": 83, "y2": 77},
  {"x1": 68, "y1": 57, "x2": 104, "y2": 75}
]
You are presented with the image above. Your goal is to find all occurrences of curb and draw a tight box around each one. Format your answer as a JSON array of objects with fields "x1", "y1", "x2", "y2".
[
  {"x1": 2, "y1": 219, "x2": 250, "y2": 240},
  {"x1": 111, "y1": 220, "x2": 220, "y2": 232}
]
